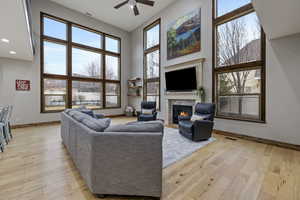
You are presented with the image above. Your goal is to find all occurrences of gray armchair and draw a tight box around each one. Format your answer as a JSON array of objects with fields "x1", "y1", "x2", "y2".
[
  {"x1": 137, "y1": 101, "x2": 157, "y2": 121},
  {"x1": 178, "y1": 103, "x2": 215, "y2": 141}
]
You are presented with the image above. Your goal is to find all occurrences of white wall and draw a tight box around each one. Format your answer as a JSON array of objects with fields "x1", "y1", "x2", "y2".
[
  {"x1": 0, "y1": 0, "x2": 131, "y2": 125},
  {"x1": 129, "y1": 0, "x2": 212, "y2": 116},
  {"x1": 215, "y1": 34, "x2": 300, "y2": 145},
  {"x1": 130, "y1": 0, "x2": 300, "y2": 145}
]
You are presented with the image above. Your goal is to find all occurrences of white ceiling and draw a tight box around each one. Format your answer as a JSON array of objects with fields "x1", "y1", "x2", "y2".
[
  {"x1": 253, "y1": 0, "x2": 300, "y2": 39},
  {"x1": 50, "y1": 0, "x2": 178, "y2": 31},
  {"x1": 0, "y1": 0, "x2": 33, "y2": 61}
]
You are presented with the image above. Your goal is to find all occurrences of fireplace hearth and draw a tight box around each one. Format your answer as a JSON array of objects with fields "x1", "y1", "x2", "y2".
[{"x1": 172, "y1": 105, "x2": 193, "y2": 124}]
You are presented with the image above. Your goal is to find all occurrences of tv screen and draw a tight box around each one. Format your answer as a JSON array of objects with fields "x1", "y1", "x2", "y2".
[{"x1": 165, "y1": 67, "x2": 197, "y2": 91}]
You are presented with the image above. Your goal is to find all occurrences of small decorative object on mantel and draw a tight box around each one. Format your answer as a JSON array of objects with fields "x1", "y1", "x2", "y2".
[
  {"x1": 196, "y1": 86, "x2": 206, "y2": 102},
  {"x1": 16, "y1": 80, "x2": 30, "y2": 91}
]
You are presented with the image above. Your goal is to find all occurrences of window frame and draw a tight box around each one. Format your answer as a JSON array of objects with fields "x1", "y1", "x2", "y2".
[
  {"x1": 212, "y1": 2, "x2": 266, "y2": 123},
  {"x1": 143, "y1": 19, "x2": 161, "y2": 110},
  {"x1": 40, "y1": 13, "x2": 121, "y2": 113}
]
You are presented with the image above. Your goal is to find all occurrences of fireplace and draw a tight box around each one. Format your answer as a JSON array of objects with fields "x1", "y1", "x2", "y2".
[{"x1": 172, "y1": 105, "x2": 193, "y2": 124}]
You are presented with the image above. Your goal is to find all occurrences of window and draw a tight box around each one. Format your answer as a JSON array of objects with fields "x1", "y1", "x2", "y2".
[
  {"x1": 216, "y1": 0, "x2": 251, "y2": 17},
  {"x1": 43, "y1": 17, "x2": 67, "y2": 40},
  {"x1": 105, "y1": 83, "x2": 120, "y2": 108},
  {"x1": 72, "y1": 81, "x2": 102, "y2": 109},
  {"x1": 41, "y1": 13, "x2": 121, "y2": 112},
  {"x1": 72, "y1": 48, "x2": 102, "y2": 78},
  {"x1": 143, "y1": 19, "x2": 161, "y2": 110},
  {"x1": 105, "y1": 36, "x2": 120, "y2": 53},
  {"x1": 43, "y1": 41, "x2": 67, "y2": 75},
  {"x1": 72, "y1": 25, "x2": 102, "y2": 48},
  {"x1": 43, "y1": 79, "x2": 67, "y2": 111},
  {"x1": 213, "y1": 1, "x2": 265, "y2": 122},
  {"x1": 105, "y1": 55, "x2": 120, "y2": 80}
]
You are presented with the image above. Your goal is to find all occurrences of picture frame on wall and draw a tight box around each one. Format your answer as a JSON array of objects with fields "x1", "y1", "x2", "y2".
[
  {"x1": 167, "y1": 8, "x2": 201, "y2": 60},
  {"x1": 16, "y1": 80, "x2": 31, "y2": 91}
]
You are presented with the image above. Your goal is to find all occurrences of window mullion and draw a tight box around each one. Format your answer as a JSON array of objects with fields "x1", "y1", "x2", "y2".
[
  {"x1": 102, "y1": 35, "x2": 106, "y2": 108},
  {"x1": 67, "y1": 21, "x2": 72, "y2": 109}
]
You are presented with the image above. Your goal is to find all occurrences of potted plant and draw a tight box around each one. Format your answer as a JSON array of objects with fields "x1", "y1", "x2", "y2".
[{"x1": 196, "y1": 86, "x2": 206, "y2": 103}]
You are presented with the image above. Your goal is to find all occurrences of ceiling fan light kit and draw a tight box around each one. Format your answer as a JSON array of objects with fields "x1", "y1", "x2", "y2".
[
  {"x1": 128, "y1": 0, "x2": 136, "y2": 9},
  {"x1": 114, "y1": 0, "x2": 155, "y2": 16}
]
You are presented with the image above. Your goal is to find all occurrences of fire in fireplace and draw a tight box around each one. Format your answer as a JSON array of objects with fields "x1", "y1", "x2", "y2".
[
  {"x1": 179, "y1": 112, "x2": 189, "y2": 117},
  {"x1": 172, "y1": 105, "x2": 193, "y2": 124}
]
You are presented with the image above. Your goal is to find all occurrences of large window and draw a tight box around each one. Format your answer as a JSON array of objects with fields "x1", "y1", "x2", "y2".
[
  {"x1": 41, "y1": 13, "x2": 121, "y2": 112},
  {"x1": 143, "y1": 19, "x2": 161, "y2": 109},
  {"x1": 213, "y1": 1, "x2": 266, "y2": 122}
]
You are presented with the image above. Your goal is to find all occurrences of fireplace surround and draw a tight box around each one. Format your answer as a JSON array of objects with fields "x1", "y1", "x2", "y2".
[
  {"x1": 166, "y1": 99, "x2": 196, "y2": 125},
  {"x1": 163, "y1": 58, "x2": 205, "y2": 125}
]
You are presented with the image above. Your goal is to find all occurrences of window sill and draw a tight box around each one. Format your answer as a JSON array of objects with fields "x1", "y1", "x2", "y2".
[{"x1": 41, "y1": 106, "x2": 122, "y2": 113}]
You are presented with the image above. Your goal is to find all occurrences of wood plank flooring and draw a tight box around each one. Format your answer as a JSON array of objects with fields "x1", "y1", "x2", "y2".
[{"x1": 0, "y1": 117, "x2": 299, "y2": 200}]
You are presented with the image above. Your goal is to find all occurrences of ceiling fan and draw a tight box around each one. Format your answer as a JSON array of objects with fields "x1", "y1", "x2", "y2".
[{"x1": 114, "y1": 0, "x2": 155, "y2": 16}]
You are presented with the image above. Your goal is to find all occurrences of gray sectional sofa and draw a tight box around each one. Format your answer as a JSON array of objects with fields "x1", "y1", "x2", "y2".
[{"x1": 60, "y1": 110, "x2": 163, "y2": 199}]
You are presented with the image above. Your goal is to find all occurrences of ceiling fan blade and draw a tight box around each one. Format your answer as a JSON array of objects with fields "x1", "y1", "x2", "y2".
[
  {"x1": 136, "y1": 0, "x2": 155, "y2": 6},
  {"x1": 133, "y1": 5, "x2": 140, "y2": 16},
  {"x1": 114, "y1": 0, "x2": 129, "y2": 9}
]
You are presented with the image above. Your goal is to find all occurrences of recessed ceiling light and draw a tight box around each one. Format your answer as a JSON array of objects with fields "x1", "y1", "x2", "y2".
[
  {"x1": 9, "y1": 51, "x2": 16, "y2": 55},
  {"x1": 1, "y1": 38, "x2": 10, "y2": 43}
]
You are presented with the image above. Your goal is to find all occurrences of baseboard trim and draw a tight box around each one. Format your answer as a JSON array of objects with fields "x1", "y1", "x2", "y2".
[
  {"x1": 107, "y1": 114, "x2": 126, "y2": 118},
  {"x1": 12, "y1": 121, "x2": 61, "y2": 129},
  {"x1": 214, "y1": 129, "x2": 300, "y2": 151},
  {"x1": 11, "y1": 114, "x2": 126, "y2": 129}
]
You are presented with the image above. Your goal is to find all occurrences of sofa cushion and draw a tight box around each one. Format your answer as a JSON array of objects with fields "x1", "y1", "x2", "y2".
[
  {"x1": 73, "y1": 107, "x2": 95, "y2": 118},
  {"x1": 179, "y1": 120, "x2": 193, "y2": 134},
  {"x1": 66, "y1": 110, "x2": 111, "y2": 132},
  {"x1": 105, "y1": 121, "x2": 164, "y2": 133},
  {"x1": 73, "y1": 112, "x2": 91, "y2": 122},
  {"x1": 94, "y1": 113, "x2": 105, "y2": 119},
  {"x1": 78, "y1": 109, "x2": 95, "y2": 117},
  {"x1": 82, "y1": 118, "x2": 111, "y2": 132},
  {"x1": 139, "y1": 114, "x2": 156, "y2": 121},
  {"x1": 68, "y1": 110, "x2": 81, "y2": 117}
]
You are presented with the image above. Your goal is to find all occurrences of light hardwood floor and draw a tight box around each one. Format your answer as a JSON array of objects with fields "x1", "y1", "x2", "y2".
[{"x1": 0, "y1": 117, "x2": 299, "y2": 200}]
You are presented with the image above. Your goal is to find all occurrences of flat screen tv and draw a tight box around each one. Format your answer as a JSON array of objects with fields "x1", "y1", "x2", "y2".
[{"x1": 165, "y1": 67, "x2": 197, "y2": 91}]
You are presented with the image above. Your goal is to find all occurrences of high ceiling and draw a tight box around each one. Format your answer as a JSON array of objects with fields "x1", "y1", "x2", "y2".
[
  {"x1": 253, "y1": 0, "x2": 300, "y2": 39},
  {"x1": 50, "y1": 0, "x2": 178, "y2": 32},
  {"x1": 0, "y1": 0, "x2": 33, "y2": 61}
]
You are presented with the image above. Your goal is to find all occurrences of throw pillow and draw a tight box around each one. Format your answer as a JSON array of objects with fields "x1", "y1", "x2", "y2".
[
  {"x1": 82, "y1": 118, "x2": 111, "y2": 132},
  {"x1": 142, "y1": 109, "x2": 153, "y2": 115},
  {"x1": 79, "y1": 109, "x2": 95, "y2": 118},
  {"x1": 74, "y1": 107, "x2": 95, "y2": 118},
  {"x1": 191, "y1": 115, "x2": 204, "y2": 122}
]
